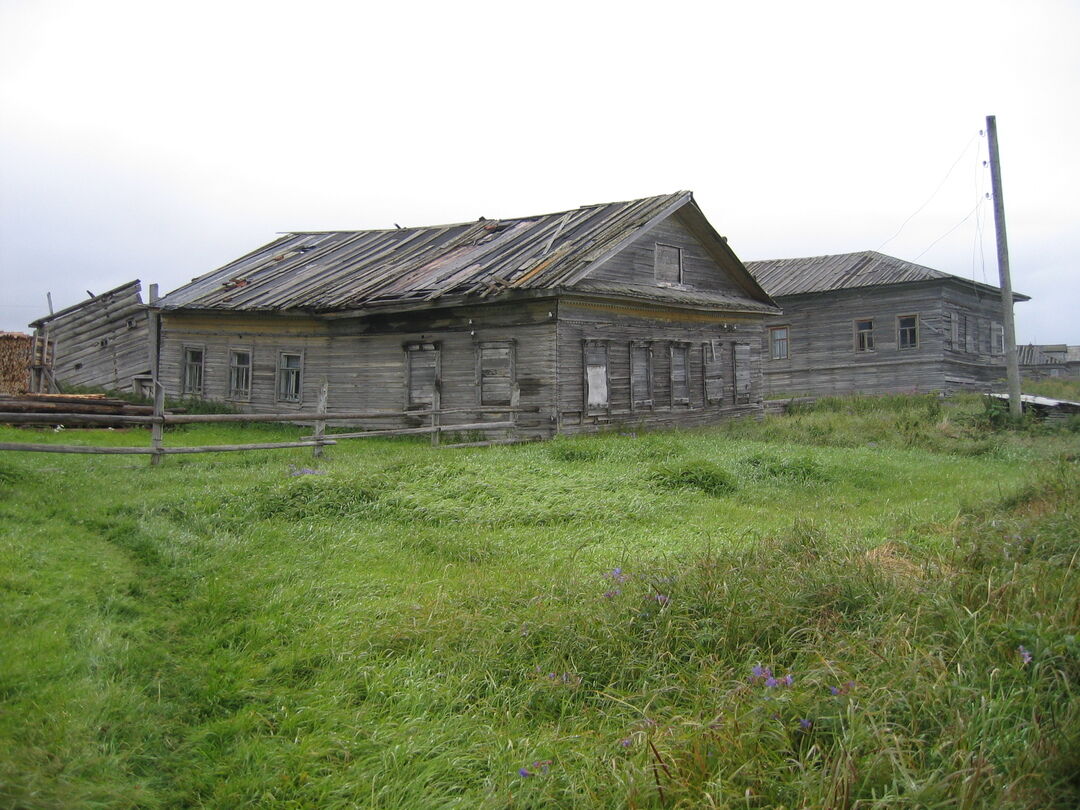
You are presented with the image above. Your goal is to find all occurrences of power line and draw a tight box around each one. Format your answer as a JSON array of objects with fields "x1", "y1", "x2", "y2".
[
  {"x1": 876, "y1": 132, "x2": 980, "y2": 252},
  {"x1": 914, "y1": 200, "x2": 984, "y2": 261}
]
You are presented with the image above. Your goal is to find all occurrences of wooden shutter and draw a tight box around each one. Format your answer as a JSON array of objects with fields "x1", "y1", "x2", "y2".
[
  {"x1": 733, "y1": 343, "x2": 751, "y2": 404},
  {"x1": 631, "y1": 343, "x2": 652, "y2": 408},
  {"x1": 704, "y1": 341, "x2": 724, "y2": 403}
]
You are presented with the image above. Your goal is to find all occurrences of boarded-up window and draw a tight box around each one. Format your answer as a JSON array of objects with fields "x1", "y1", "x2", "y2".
[
  {"x1": 670, "y1": 344, "x2": 690, "y2": 405},
  {"x1": 584, "y1": 341, "x2": 609, "y2": 412},
  {"x1": 769, "y1": 326, "x2": 789, "y2": 360},
  {"x1": 182, "y1": 346, "x2": 204, "y2": 396},
  {"x1": 963, "y1": 316, "x2": 975, "y2": 353},
  {"x1": 478, "y1": 342, "x2": 514, "y2": 406},
  {"x1": 654, "y1": 244, "x2": 682, "y2": 284},
  {"x1": 228, "y1": 349, "x2": 251, "y2": 400},
  {"x1": 948, "y1": 312, "x2": 959, "y2": 349},
  {"x1": 405, "y1": 342, "x2": 439, "y2": 409},
  {"x1": 733, "y1": 343, "x2": 751, "y2": 404},
  {"x1": 704, "y1": 341, "x2": 724, "y2": 404},
  {"x1": 898, "y1": 315, "x2": 918, "y2": 350},
  {"x1": 277, "y1": 351, "x2": 303, "y2": 402},
  {"x1": 630, "y1": 342, "x2": 652, "y2": 409},
  {"x1": 854, "y1": 319, "x2": 874, "y2": 352}
]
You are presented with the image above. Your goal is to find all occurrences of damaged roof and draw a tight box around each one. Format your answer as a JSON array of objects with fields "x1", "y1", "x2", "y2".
[
  {"x1": 158, "y1": 192, "x2": 776, "y2": 315},
  {"x1": 745, "y1": 251, "x2": 1029, "y2": 300}
]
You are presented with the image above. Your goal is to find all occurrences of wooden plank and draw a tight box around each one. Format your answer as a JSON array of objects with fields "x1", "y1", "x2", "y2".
[{"x1": 0, "y1": 440, "x2": 336, "y2": 455}]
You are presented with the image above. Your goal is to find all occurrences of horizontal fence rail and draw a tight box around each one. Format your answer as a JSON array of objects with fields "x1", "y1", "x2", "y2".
[{"x1": 0, "y1": 383, "x2": 538, "y2": 463}]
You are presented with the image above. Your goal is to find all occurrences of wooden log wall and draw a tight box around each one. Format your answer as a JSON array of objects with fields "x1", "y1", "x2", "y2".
[
  {"x1": 0, "y1": 333, "x2": 31, "y2": 395},
  {"x1": 556, "y1": 298, "x2": 764, "y2": 433},
  {"x1": 159, "y1": 300, "x2": 559, "y2": 437},
  {"x1": 759, "y1": 280, "x2": 1014, "y2": 398},
  {"x1": 32, "y1": 282, "x2": 149, "y2": 392}
]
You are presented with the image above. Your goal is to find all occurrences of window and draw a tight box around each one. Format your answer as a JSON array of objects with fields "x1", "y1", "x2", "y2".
[
  {"x1": 405, "y1": 343, "x2": 439, "y2": 409},
  {"x1": 228, "y1": 349, "x2": 252, "y2": 400},
  {"x1": 182, "y1": 346, "x2": 204, "y2": 396},
  {"x1": 733, "y1": 343, "x2": 751, "y2": 404},
  {"x1": 654, "y1": 243, "x2": 682, "y2": 284},
  {"x1": 963, "y1": 316, "x2": 975, "y2": 353},
  {"x1": 630, "y1": 342, "x2": 653, "y2": 409},
  {"x1": 704, "y1": 341, "x2": 724, "y2": 404},
  {"x1": 854, "y1": 319, "x2": 874, "y2": 352},
  {"x1": 897, "y1": 315, "x2": 919, "y2": 350},
  {"x1": 670, "y1": 344, "x2": 690, "y2": 405},
  {"x1": 477, "y1": 342, "x2": 513, "y2": 406},
  {"x1": 584, "y1": 341, "x2": 609, "y2": 412},
  {"x1": 769, "y1": 326, "x2": 789, "y2": 360},
  {"x1": 948, "y1": 312, "x2": 959, "y2": 349},
  {"x1": 991, "y1": 322, "x2": 1005, "y2": 355},
  {"x1": 277, "y1": 351, "x2": 303, "y2": 402}
]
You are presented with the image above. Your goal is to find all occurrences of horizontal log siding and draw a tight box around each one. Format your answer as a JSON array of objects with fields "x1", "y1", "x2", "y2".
[
  {"x1": 37, "y1": 283, "x2": 150, "y2": 391},
  {"x1": 587, "y1": 213, "x2": 748, "y2": 296},
  {"x1": 161, "y1": 302, "x2": 558, "y2": 437},
  {"x1": 556, "y1": 299, "x2": 764, "y2": 433},
  {"x1": 761, "y1": 280, "x2": 1015, "y2": 397}
]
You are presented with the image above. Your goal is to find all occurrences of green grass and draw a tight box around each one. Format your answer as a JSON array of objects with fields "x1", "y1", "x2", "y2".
[{"x1": 1, "y1": 395, "x2": 1078, "y2": 808}]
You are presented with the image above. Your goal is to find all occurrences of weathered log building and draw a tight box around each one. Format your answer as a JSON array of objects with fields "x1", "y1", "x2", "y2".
[
  {"x1": 745, "y1": 251, "x2": 1029, "y2": 397},
  {"x1": 155, "y1": 192, "x2": 779, "y2": 436},
  {"x1": 28, "y1": 281, "x2": 150, "y2": 393}
]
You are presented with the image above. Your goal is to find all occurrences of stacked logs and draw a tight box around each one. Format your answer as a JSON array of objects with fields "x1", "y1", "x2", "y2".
[{"x1": 0, "y1": 393, "x2": 155, "y2": 426}]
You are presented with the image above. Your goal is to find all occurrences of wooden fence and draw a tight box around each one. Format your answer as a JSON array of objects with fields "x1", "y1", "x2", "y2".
[{"x1": 0, "y1": 382, "x2": 536, "y2": 464}]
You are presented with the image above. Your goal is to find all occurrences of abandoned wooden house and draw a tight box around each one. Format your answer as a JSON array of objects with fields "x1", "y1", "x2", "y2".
[
  {"x1": 154, "y1": 191, "x2": 780, "y2": 436},
  {"x1": 744, "y1": 251, "x2": 1029, "y2": 397},
  {"x1": 27, "y1": 281, "x2": 151, "y2": 394}
]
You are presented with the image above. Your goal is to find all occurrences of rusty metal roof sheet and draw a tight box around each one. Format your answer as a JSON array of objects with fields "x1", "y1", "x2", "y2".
[
  {"x1": 158, "y1": 192, "x2": 775, "y2": 314},
  {"x1": 745, "y1": 251, "x2": 1029, "y2": 300}
]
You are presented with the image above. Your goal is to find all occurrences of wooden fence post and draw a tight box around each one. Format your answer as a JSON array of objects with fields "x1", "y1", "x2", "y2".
[
  {"x1": 150, "y1": 382, "x2": 165, "y2": 466},
  {"x1": 313, "y1": 379, "x2": 328, "y2": 459}
]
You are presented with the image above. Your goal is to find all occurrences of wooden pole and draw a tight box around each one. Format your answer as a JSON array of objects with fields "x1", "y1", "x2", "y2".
[
  {"x1": 986, "y1": 115, "x2": 1023, "y2": 418},
  {"x1": 313, "y1": 379, "x2": 328, "y2": 459},
  {"x1": 150, "y1": 382, "x2": 165, "y2": 465}
]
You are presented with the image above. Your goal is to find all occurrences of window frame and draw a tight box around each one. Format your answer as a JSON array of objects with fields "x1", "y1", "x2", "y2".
[
  {"x1": 897, "y1": 314, "x2": 919, "y2": 351},
  {"x1": 654, "y1": 243, "x2": 683, "y2": 285},
  {"x1": 991, "y1": 321, "x2": 1005, "y2": 356},
  {"x1": 583, "y1": 339, "x2": 611, "y2": 415},
  {"x1": 853, "y1": 318, "x2": 875, "y2": 353},
  {"x1": 669, "y1": 342, "x2": 691, "y2": 406},
  {"x1": 476, "y1": 340, "x2": 515, "y2": 407},
  {"x1": 181, "y1": 344, "x2": 205, "y2": 397},
  {"x1": 768, "y1": 325, "x2": 790, "y2": 360},
  {"x1": 404, "y1": 341, "x2": 440, "y2": 411},
  {"x1": 732, "y1": 342, "x2": 752, "y2": 405},
  {"x1": 703, "y1": 340, "x2": 724, "y2": 405},
  {"x1": 275, "y1": 349, "x2": 304, "y2": 404},
  {"x1": 227, "y1": 347, "x2": 253, "y2": 402},
  {"x1": 630, "y1": 341, "x2": 653, "y2": 410}
]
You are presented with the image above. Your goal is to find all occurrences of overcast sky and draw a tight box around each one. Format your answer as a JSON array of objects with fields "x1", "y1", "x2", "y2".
[{"x1": 2, "y1": 0, "x2": 1077, "y2": 344}]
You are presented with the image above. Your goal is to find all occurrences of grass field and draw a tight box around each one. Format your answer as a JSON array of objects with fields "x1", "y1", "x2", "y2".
[{"x1": 1, "y1": 395, "x2": 1078, "y2": 808}]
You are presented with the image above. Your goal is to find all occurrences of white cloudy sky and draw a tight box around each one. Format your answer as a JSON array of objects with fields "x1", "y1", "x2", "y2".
[{"x1": 2, "y1": 0, "x2": 1077, "y2": 343}]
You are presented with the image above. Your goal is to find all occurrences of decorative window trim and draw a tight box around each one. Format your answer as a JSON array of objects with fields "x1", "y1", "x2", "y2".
[
  {"x1": 853, "y1": 318, "x2": 875, "y2": 353},
  {"x1": 991, "y1": 322, "x2": 1005, "y2": 355},
  {"x1": 227, "y1": 347, "x2": 253, "y2": 401},
  {"x1": 768, "y1": 325, "x2": 790, "y2": 360},
  {"x1": 275, "y1": 350, "x2": 304, "y2": 404},
  {"x1": 583, "y1": 339, "x2": 610, "y2": 414},
  {"x1": 670, "y1": 342, "x2": 691, "y2": 405},
  {"x1": 630, "y1": 341, "x2": 653, "y2": 410},
  {"x1": 404, "y1": 341, "x2": 440, "y2": 411},
  {"x1": 181, "y1": 344, "x2": 205, "y2": 397},
  {"x1": 654, "y1": 243, "x2": 683, "y2": 285},
  {"x1": 476, "y1": 340, "x2": 515, "y2": 407},
  {"x1": 897, "y1": 314, "x2": 919, "y2": 351}
]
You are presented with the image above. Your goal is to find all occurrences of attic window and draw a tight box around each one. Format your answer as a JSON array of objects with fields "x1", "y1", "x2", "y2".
[{"x1": 655, "y1": 244, "x2": 682, "y2": 284}]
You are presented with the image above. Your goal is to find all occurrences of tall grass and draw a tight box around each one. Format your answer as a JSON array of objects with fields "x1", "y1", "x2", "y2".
[{"x1": 1, "y1": 396, "x2": 1077, "y2": 807}]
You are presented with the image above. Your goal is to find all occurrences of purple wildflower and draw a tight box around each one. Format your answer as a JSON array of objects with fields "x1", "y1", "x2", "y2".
[
  {"x1": 829, "y1": 685, "x2": 841, "y2": 696},
  {"x1": 764, "y1": 676, "x2": 779, "y2": 688},
  {"x1": 605, "y1": 567, "x2": 629, "y2": 583},
  {"x1": 781, "y1": 674, "x2": 794, "y2": 687},
  {"x1": 518, "y1": 767, "x2": 532, "y2": 778},
  {"x1": 653, "y1": 593, "x2": 670, "y2": 606},
  {"x1": 751, "y1": 665, "x2": 771, "y2": 681},
  {"x1": 620, "y1": 737, "x2": 633, "y2": 748},
  {"x1": 1018, "y1": 645, "x2": 1033, "y2": 665},
  {"x1": 799, "y1": 718, "x2": 813, "y2": 730},
  {"x1": 603, "y1": 588, "x2": 621, "y2": 599}
]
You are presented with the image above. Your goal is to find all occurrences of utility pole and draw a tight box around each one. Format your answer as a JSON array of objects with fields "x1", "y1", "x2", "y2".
[{"x1": 986, "y1": 115, "x2": 1022, "y2": 418}]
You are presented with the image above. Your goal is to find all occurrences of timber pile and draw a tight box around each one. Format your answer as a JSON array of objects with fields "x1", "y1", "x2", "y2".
[
  {"x1": 0, "y1": 393, "x2": 156, "y2": 425},
  {"x1": 0, "y1": 333, "x2": 31, "y2": 396}
]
